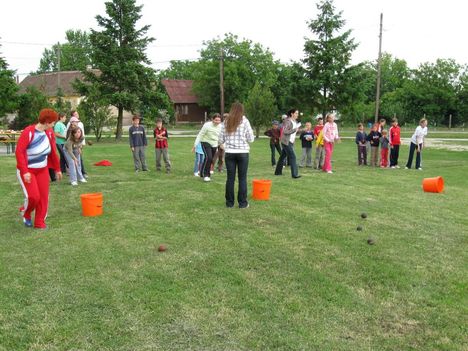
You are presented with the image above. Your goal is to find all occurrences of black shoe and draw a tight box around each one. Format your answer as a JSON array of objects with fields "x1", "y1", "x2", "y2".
[
  {"x1": 292, "y1": 175, "x2": 302, "y2": 179},
  {"x1": 274, "y1": 173, "x2": 282, "y2": 176}
]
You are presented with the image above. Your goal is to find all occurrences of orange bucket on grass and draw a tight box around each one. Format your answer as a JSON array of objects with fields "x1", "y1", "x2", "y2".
[
  {"x1": 422, "y1": 176, "x2": 444, "y2": 193},
  {"x1": 252, "y1": 179, "x2": 272, "y2": 200},
  {"x1": 80, "y1": 192, "x2": 103, "y2": 216}
]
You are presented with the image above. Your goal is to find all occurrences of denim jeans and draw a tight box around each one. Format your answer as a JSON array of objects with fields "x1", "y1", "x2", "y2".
[
  {"x1": 64, "y1": 151, "x2": 84, "y2": 183},
  {"x1": 275, "y1": 143, "x2": 298, "y2": 177},
  {"x1": 225, "y1": 153, "x2": 249, "y2": 208},
  {"x1": 193, "y1": 153, "x2": 205, "y2": 174},
  {"x1": 270, "y1": 143, "x2": 281, "y2": 166},
  {"x1": 406, "y1": 142, "x2": 423, "y2": 169}
]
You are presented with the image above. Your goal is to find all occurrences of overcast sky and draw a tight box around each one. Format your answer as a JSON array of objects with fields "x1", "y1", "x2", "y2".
[{"x1": 1, "y1": 0, "x2": 466, "y2": 81}]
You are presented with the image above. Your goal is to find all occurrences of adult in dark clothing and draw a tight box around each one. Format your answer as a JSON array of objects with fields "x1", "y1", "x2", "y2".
[{"x1": 274, "y1": 109, "x2": 302, "y2": 179}]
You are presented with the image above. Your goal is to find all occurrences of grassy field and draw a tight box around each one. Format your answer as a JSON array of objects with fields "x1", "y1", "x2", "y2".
[{"x1": 0, "y1": 138, "x2": 467, "y2": 351}]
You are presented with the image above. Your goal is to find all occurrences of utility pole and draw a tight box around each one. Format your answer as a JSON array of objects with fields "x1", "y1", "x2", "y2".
[
  {"x1": 220, "y1": 47, "x2": 224, "y2": 117},
  {"x1": 57, "y1": 43, "x2": 61, "y2": 90},
  {"x1": 374, "y1": 13, "x2": 383, "y2": 123}
]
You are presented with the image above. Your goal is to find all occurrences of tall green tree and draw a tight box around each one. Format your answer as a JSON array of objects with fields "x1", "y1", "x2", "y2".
[
  {"x1": 158, "y1": 60, "x2": 197, "y2": 80},
  {"x1": 81, "y1": 0, "x2": 155, "y2": 140},
  {"x1": 13, "y1": 87, "x2": 50, "y2": 129},
  {"x1": 192, "y1": 33, "x2": 279, "y2": 112},
  {"x1": 0, "y1": 44, "x2": 18, "y2": 118},
  {"x1": 245, "y1": 82, "x2": 277, "y2": 137},
  {"x1": 37, "y1": 30, "x2": 93, "y2": 73},
  {"x1": 303, "y1": 0, "x2": 357, "y2": 117}
]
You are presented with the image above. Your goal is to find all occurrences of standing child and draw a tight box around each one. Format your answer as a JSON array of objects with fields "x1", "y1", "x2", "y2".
[
  {"x1": 380, "y1": 130, "x2": 389, "y2": 168},
  {"x1": 367, "y1": 124, "x2": 381, "y2": 167},
  {"x1": 322, "y1": 113, "x2": 340, "y2": 174},
  {"x1": 128, "y1": 115, "x2": 148, "y2": 172},
  {"x1": 193, "y1": 143, "x2": 204, "y2": 176},
  {"x1": 406, "y1": 118, "x2": 428, "y2": 170},
  {"x1": 299, "y1": 122, "x2": 314, "y2": 167},
  {"x1": 264, "y1": 120, "x2": 282, "y2": 166},
  {"x1": 154, "y1": 118, "x2": 171, "y2": 173},
  {"x1": 313, "y1": 117, "x2": 324, "y2": 169},
  {"x1": 64, "y1": 126, "x2": 87, "y2": 186},
  {"x1": 389, "y1": 117, "x2": 401, "y2": 168},
  {"x1": 355, "y1": 123, "x2": 367, "y2": 166}
]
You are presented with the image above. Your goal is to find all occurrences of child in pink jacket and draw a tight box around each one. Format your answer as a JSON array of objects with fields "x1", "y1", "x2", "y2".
[{"x1": 322, "y1": 113, "x2": 340, "y2": 173}]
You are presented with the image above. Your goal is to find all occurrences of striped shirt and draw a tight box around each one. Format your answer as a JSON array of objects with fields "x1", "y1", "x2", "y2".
[
  {"x1": 219, "y1": 116, "x2": 254, "y2": 153},
  {"x1": 27, "y1": 130, "x2": 51, "y2": 168}
]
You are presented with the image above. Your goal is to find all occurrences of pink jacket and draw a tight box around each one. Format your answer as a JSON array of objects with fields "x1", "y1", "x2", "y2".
[{"x1": 322, "y1": 122, "x2": 339, "y2": 143}]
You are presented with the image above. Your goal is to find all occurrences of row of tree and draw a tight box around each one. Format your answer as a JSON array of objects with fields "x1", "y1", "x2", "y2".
[{"x1": 1, "y1": 0, "x2": 467, "y2": 140}]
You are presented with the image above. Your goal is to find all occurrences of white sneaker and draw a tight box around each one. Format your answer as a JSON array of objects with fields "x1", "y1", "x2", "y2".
[
  {"x1": 327, "y1": 171, "x2": 333, "y2": 174},
  {"x1": 203, "y1": 177, "x2": 211, "y2": 182},
  {"x1": 417, "y1": 167, "x2": 423, "y2": 171},
  {"x1": 71, "y1": 181, "x2": 78, "y2": 186},
  {"x1": 405, "y1": 167, "x2": 409, "y2": 169},
  {"x1": 390, "y1": 166, "x2": 396, "y2": 169},
  {"x1": 79, "y1": 178, "x2": 87, "y2": 183},
  {"x1": 395, "y1": 165, "x2": 400, "y2": 169},
  {"x1": 194, "y1": 172, "x2": 199, "y2": 177},
  {"x1": 210, "y1": 170, "x2": 214, "y2": 175}
]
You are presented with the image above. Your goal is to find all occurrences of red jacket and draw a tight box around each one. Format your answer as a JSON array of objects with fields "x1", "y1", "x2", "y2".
[
  {"x1": 15, "y1": 125, "x2": 60, "y2": 174},
  {"x1": 389, "y1": 125, "x2": 401, "y2": 146}
]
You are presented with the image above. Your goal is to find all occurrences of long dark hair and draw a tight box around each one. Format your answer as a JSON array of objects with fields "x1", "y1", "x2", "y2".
[{"x1": 225, "y1": 102, "x2": 244, "y2": 134}]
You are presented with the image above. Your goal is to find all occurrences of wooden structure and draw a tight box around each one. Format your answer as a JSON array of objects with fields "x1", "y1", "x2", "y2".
[{"x1": 161, "y1": 79, "x2": 207, "y2": 123}]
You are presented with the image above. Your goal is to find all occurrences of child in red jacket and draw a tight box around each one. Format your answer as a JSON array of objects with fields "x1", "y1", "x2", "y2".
[{"x1": 389, "y1": 117, "x2": 401, "y2": 168}]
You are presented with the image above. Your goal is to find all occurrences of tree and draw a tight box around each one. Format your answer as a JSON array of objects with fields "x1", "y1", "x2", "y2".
[
  {"x1": 82, "y1": 0, "x2": 155, "y2": 140},
  {"x1": 52, "y1": 88, "x2": 72, "y2": 116},
  {"x1": 303, "y1": 0, "x2": 357, "y2": 117},
  {"x1": 192, "y1": 33, "x2": 279, "y2": 112},
  {"x1": 158, "y1": 60, "x2": 197, "y2": 80},
  {"x1": 13, "y1": 87, "x2": 50, "y2": 129},
  {"x1": 245, "y1": 82, "x2": 277, "y2": 137},
  {"x1": 0, "y1": 44, "x2": 18, "y2": 118},
  {"x1": 37, "y1": 30, "x2": 93, "y2": 73},
  {"x1": 77, "y1": 85, "x2": 113, "y2": 141},
  {"x1": 401, "y1": 59, "x2": 461, "y2": 126}
]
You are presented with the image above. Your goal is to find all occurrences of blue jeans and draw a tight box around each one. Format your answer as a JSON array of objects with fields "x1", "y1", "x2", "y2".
[
  {"x1": 275, "y1": 143, "x2": 299, "y2": 177},
  {"x1": 64, "y1": 151, "x2": 84, "y2": 183},
  {"x1": 406, "y1": 142, "x2": 423, "y2": 169},
  {"x1": 225, "y1": 153, "x2": 249, "y2": 208},
  {"x1": 193, "y1": 153, "x2": 205, "y2": 173}
]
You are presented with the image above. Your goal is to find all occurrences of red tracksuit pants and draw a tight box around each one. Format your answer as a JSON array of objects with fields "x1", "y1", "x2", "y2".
[
  {"x1": 17, "y1": 167, "x2": 50, "y2": 229},
  {"x1": 380, "y1": 148, "x2": 389, "y2": 167}
]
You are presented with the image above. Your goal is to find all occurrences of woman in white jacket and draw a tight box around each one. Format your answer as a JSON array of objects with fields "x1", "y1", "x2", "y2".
[
  {"x1": 405, "y1": 118, "x2": 428, "y2": 170},
  {"x1": 219, "y1": 102, "x2": 254, "y2": 208}
]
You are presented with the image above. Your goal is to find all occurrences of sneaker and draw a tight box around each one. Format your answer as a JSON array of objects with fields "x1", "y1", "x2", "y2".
[
  {"x1": 395, "y1": 165, "x2": 400, "y2": 169},
  {"x1": 210, "y1": 170, "x2": 214, "y2": 175},
  {"x1": 194, "y1": 172, "x2": 199, "y2": 177},
  {"x1": 240, "y1": 203, "x2": 250, "y2": 209},
  {"x1": 135, "y1": 169, "x2": 140, "y2": 173},
  {"x1": 71, "y1": 181, "x2": 78, "y2": 186},
  {"x1": 203, "y1": 177, "x2": 211, "y2": 182},
  {"x1": 23, "y1": 218, "x2": 33, "y2": 228},
  {"x1": 390, "y1": 166, "x2": 396, "y2": 169},
  {"x1": 417, "y1": 167, "x2": 423, "y2": 170},
  {"x1": 405, "y1": 167, "x2": 409, "y2": 169},
  {"x1": 83, "y1": 174, "x2": 89, "y2": 179},
  {"x1": 327, "y1": 171, "x2": 333, "y2": 174},
  {"x1": 79, "y1": 178, "x2": 87, "y2": 183}
]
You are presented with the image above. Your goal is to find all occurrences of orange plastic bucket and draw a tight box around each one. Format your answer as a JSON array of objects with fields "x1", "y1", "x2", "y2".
[
  {"x1": 422, "y1": 176, "x2": 444, "y2": 193},
  {"x1": 80, "y1": 192, "x2": 103, "y2": 216},
  {"x1": 252, "y1": 179, "x2": 272, "y2": 200}
]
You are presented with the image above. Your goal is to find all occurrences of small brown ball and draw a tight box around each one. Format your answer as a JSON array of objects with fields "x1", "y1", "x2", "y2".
[
  {"x1": 367, "y1": 238, "x2": 375, "y2": 245},
  {"x1": 158, "y1": 244, "x2": 167, "y2": 252}
]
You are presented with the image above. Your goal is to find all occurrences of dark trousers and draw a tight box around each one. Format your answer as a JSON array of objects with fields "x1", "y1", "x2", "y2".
[
  {"x1": 270, "y1": 143, "x2": 281, "y2": 166},
  {"x1": 357, "y1": 145, "x2": 367, "y2": 165},
  {"x1": 49, "y1": 143, "x2": 68, "y2": 181},
  {"x1": 212, "y1": 147, "x2": 225, "y2": 171},
  {"x1": 390, "y1": 144, "x2": 400, "y2": 166},
  {"x1": 225, "y1": 153, "x2": 249, "y2": 208},
  {"x1": 81, "y1": 154, "x2": 86, "y2": 175},
  {"x1": 275, "y1": 143, "x2": 298, "y2": 177},
  {"x1": 201, "y1": 142, "x2": 217, "y2": 178},
  {"x1": 406, "y1": 142, "x2": 423, "y2": 169}
]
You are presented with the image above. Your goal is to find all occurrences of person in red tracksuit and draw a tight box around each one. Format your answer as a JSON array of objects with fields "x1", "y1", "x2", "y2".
[
  {"x1": 16, "y1": 109, "x2": 62, "y2": 229},
  {"x1": 389, "y1": 117, "x2": 401, "y2": 168}
]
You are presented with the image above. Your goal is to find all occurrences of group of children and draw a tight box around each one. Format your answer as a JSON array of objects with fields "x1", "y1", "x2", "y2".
[
  {"x1": 129, "y1": 116, "x2": 172, "y2": 173},
  {"x1": 265, "y1": 116, "x2": 327, "y2": 170},
  {"x1": 355, "y1": 117, "x2": 428, "y2": 170}
]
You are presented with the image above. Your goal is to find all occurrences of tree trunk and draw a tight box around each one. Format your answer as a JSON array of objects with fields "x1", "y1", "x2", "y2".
[
  {"x1": 255, "y1": 125, "x2": 260, "y2": 139},
  {"x1": 115, "y1": 104, "x2": 123, "y2": 140},
  {"x1": 322, "y1": 86, "x2": 328, "y2": 118}
]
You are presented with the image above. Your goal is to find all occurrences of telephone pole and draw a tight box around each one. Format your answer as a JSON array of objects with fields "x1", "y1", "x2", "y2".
[
  {"x1": 57, "y1": 43, "x2": 61, "y2": 90},
  {"x1": 220, "y1": 47, "x2": 224, "y2": 116},
  {"x1": 374, "y1": 13, "x2": 383, "y2": 123}
]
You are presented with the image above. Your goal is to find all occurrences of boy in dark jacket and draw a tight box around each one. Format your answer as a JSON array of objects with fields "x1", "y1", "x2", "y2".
[
  {"x1": 355, "y1": 123, "x2": 367, "y2": 165},
  {"x1": 299, "y1": 122, "x2": 314, "y2": 167},
  {"x1": 129, "y1": 115, "x2": 148, "y2": 172},
  {"x1": 367, "y1": 123, "x2": 382, "y2": 167}
]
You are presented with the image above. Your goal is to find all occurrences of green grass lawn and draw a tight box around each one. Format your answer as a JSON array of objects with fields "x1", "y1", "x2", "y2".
[{"x1": 0, "y1": 138, "x2": 467, "y2": 351}]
